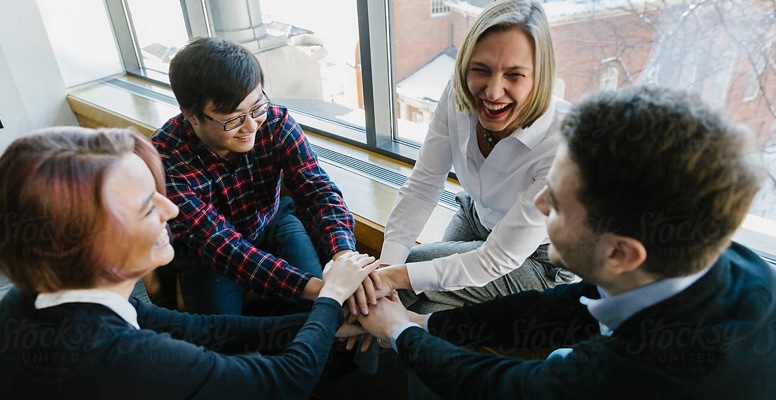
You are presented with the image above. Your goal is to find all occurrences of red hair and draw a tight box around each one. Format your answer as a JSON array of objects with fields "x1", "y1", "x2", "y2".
[{"x1": 0, "y1": 127, "x2": 165, "y2": 292}]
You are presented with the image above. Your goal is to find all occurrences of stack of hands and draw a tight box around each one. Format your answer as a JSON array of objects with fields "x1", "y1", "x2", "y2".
[{"x1": 317, "y1": 251, "x2": 423, "y2": 351}]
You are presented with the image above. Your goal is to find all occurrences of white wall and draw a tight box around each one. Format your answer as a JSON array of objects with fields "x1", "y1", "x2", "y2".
[
  {"x1": 0, "y1": 0, "x2": 78, "y2": 153},
  {"x1": 38, "y1": 0, "x2": 123, "y2": 88}
]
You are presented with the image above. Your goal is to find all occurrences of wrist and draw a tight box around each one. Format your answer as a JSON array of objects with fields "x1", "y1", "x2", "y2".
[
  {"x1": 331, "y1": 249, "x2": 354, "y2": 261},
  {"x1": 301, "y1": 277, "x2": 323, "y2": 301},
  {"x1": 316, "y1": 278, "x2": 349, "y2": 304},
  {"x1": 409, "y1": 312, "x2": 428, "y2": 329},
  {"x1": 380, "y1": 265, "x2": 411, "y2": 291}
]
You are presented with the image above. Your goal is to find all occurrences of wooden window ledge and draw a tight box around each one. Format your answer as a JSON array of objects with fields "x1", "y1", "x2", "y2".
[{"x1": 66, "y1": 75, "x2": 459, "y2": 255}]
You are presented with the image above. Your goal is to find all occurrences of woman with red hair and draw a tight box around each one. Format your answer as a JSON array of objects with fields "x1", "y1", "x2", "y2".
[{"x1": 0, "y1": 126, "x2": 377, "y2": 399}]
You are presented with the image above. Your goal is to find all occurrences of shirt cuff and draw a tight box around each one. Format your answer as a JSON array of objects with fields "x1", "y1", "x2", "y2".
[
  {"x1": 423, "y1": 313, "x2": 432, "y2": 330},
  {"x1": 406, "y1": 260, "x2": 441, "y2": 293},
  {"x1": 330, "y1": 235, "x2": 358, "y2": 256},
  {"x1": 390, "y1": 322, "x2": 422, "y2": 352},
  {"x1": 380, "y1": 241, "x2": 411, "y2": 265}
]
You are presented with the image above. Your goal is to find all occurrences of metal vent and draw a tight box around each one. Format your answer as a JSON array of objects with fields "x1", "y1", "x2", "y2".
[{"x1": 107, "y1": 79, "x2": 178, "y2": 105}]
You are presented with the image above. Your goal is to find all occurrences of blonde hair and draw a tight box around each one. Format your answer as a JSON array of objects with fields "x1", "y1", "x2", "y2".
[{"x1": 452, "y1": 0, "x2": 555, "y2": 130}]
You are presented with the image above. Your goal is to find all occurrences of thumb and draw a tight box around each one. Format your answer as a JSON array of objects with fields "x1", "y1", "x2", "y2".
[{"x1": 361, "y1": 260, "x2": 380, "y2": 276}]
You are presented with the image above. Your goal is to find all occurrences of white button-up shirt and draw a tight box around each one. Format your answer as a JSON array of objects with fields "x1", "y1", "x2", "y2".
[{"x1": 381, "y1": 81, "x2": 570, "y2": 292}]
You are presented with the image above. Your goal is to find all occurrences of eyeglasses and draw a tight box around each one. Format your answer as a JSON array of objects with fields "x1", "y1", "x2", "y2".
[{"x1": 202, "y1": 92, "x2": 271, "y2": 131}]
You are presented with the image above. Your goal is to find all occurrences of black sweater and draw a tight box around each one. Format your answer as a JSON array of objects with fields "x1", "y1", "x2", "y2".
[
  {"x1": 0, "y1": 290, "x2": 343, "y2": 399},
  {"x1": 399, "y1": 242, "x2": 776, "y2": 399}
]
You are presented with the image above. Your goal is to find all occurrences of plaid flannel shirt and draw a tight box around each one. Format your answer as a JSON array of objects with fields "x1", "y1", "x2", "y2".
[{"x1": 152, "y1": 105, "x2": 356, "y2": 299}]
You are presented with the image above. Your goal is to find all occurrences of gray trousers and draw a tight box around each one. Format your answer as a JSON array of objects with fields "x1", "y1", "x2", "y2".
[{"x1": 401, "y1": 192, "x2": 576, "y2": 314}]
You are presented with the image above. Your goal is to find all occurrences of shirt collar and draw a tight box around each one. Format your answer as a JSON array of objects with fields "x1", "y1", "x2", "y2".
[
  {"x1": 508, "y1": 96, "x2": 558, "y2": 149},
  {"x1": 35, "y1": 289, "x2": 139, "y2": 329},
  {"x1": 579, "y1": 264, "x2": 713, "y2": 335}
]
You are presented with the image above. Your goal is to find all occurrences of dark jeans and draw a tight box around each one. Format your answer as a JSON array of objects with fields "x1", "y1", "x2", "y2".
[{"x1": 167, "y1": 196, "x2": 323, "y2": 315}]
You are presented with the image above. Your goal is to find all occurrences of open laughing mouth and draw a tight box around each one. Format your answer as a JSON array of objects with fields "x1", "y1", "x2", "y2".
[
  {"x1": 482, "y1": 101, "x2": 514, "y2": 120},
  {"x1": 154, "y1": 227, "x2": 170, "y2": 248}
]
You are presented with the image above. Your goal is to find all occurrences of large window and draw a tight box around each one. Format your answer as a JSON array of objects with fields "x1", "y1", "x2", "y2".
[
  {"x1": 125, "y1": 0, "x2": 189, "y2": 76},
  {"x1": 390, "y1": 0, "x2": 776, "y2": 224},
  {"x1": 51, "y1": 0, "x2": 776, "y2": 224}
]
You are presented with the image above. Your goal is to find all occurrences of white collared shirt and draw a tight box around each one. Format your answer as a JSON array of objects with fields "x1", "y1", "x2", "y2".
[
  {"x1": 35, "y1": 288, "x2": 139, "y2": 329},
  {"x1": 381, "y1": 80, "x2": 570, "y2": 292}
]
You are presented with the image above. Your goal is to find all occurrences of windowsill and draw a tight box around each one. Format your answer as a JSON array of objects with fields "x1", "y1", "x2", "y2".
[
  {"x1": 65, "y1": 75, "x2": 460, "y2": 254},
  {"x1": 65, "y1": 74, "x2": 776, "y2": 262},
  {"x1": 732, "y1": 214, "x2": 776, "y2": 265}
]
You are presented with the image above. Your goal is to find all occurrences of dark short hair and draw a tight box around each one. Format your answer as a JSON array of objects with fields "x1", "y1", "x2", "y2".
[
  {"x1": 562, "y1": 85, "x2": 761, "y2": 276},
  {"x1": 0, "y1": 127, "x2": 165, "y2": 292},
  {"x1": 169, "y1": 37, "x2": 264, "y2": 120}
]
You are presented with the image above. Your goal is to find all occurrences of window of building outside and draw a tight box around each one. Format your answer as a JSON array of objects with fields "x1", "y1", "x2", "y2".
[
  {"x1": 677, "y1": 50, "x2": 699, "y2": 92},
  {"x1": 213, "y1": 1, "x2": 366, "y2": 140},
  {"x1": 707, "y1": 50, "x2": 735, "y2": 107},
  {"x1": 121, "y1": 0, "x2": 367, "y2": 143},
  {"x1": 48, "y1": 0, "x2": 776, "y2": 235},
  {"x1": 390, "y1": 0, "x2": 775, "y2": 225},
  {"x1": 125, "y1": 0, "x2": 189, "y2": 76},
  {"x1": 744, "y1": 53, "x2": 767, "y2": 102},
  {"x1": 431, "y1": 0, "x2": 451, "y2": 17},
  {"x1": 599, "y1": 66, "x2": 619, "y2": 91}
]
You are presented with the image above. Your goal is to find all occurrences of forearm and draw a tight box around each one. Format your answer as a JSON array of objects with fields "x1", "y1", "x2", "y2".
[
  {"x1": 279, "y1": 119, "x2": 357, "y2": 258},
  {"x1": 406, "y1": 225, "x2": 548, "y2": 292},
  {"x1": 381, "y1": 132, "x2": 452, "y2": 264},
  {"x1": 396, "y1": 327, "x2": 537, "y2": 400},
  {"x1": 181, "y1": 298, "x2": 343, "y2": 399},
  {"x1": 133, "y1": 299, "x2": 308, "y2": 354},
  {"x1": 314, "y1": 215, "x2": 356, "y2": 258},
  {"x1": 318, "y1": 219, "x2": 357, "y2": 256},
  {"x1": 427, "y1": 283, "x2": 599, "y2": 349},
  {"x1": 196, "y1": 226, "x2": 312, "y2": 299}
]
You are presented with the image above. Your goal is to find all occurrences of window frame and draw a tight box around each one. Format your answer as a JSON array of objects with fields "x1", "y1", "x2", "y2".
[
  {"x1": 99, "y1": 0, "x2": 776, "y2": 260},
  {"x1": 106, "y1": 0, "x2": 422, "y2": 165}
]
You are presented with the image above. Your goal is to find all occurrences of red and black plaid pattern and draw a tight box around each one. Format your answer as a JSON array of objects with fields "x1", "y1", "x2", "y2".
[{"x1": 152, "y1": 104, "x2": 355, "y2": 299}]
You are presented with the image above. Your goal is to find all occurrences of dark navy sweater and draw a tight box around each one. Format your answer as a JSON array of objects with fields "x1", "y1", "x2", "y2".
[
  {"x1": 0, "y1": 291, "x2": 342, "y2": 399},
  {"x1": 400, "y1": 242, "x2": 776, "y2": 399}
]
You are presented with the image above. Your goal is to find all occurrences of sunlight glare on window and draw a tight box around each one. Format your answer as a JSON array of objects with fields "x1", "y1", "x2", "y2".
[
  {"x1": 126, "y1": 0, "x2": 189, "y2": 74},
  {"x1": 206, "y1": 0, "x2": 365, "y2": 134}
]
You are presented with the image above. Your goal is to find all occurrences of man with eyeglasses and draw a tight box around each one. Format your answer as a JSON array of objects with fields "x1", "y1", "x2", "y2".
[{"x1": 151, "y1": 37, "x2": 358, "y2": 316}]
